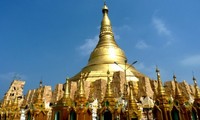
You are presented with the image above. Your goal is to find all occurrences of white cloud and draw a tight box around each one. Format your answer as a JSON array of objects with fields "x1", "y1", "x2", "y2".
[
  {"x1": 181, "y1": 55, "x2": 200, "y2": 66},
  {"x1": 135, "y1": 40, "x2": 150, "y2": 49},
  {"x1": 152, "y1": 17, "x2": 171, "y2": 36},
  {"x1": 152, "y1": 17, "x2": 174, "y2": 46},
  {"x1": 114, "y1": 34, "x2": 120, "y2": 40},
  {"x1": 79, "y1": 35, "x2": 99, "y2": 56}
]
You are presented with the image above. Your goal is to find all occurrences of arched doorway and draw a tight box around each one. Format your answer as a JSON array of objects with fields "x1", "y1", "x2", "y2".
[
  {"x1": 55, "y1": 111, "x2": 60, "y2": 120},
  {"x1": 171, "y1": 106, "x2": 180, "y2": 120},
  {"x1": 70, "y1": 110, "x2": 76, "y2": 120},
  {"x1": 27, "y1": 111, "x2": 31, "y2": 120},
  {"x1": 192, "y1": 108, "x2": 197, "y2": 120},
  {"x1": 104, "y1": 109, "x2": 112, "y2": 120}
]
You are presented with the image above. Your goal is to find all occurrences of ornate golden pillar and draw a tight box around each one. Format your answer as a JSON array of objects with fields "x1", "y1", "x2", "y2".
[
  {"x1": 75, "y1": 73, "x2": 92, "y2": 120},
  {"x1": 154, "y1": 67, "x2": 171, "y2": 120},
  {"x1": 98, "y1": 71, "x2": 117, "y2": 120},
  {"x1": 52, "y1": 78, "x2": 73, "y2": 120}
]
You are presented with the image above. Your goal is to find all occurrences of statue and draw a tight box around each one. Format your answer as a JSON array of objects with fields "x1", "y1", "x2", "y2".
[{"x1": 20, "y1": 109, "x2": 26, "y2": 120}]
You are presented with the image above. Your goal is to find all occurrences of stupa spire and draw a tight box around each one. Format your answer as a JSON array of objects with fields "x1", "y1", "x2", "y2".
[
  {"x1": 84, "y1": 3, "x2": 127, "y2": 71},
  {"x1": 173, "y1": 74, "x2": 185, "y2": 105},
  {"x1": 77, "y1": 73, "x2": 86, "y2": 98},
  {"x1": 57, "y1": 78, "x2": 72, "y2": 106},
  {"x1": 99, "y1": 3, "x2": 113, "y2": 38},
  {"x1": 193, "y1": 76, "x2": 200, "y2": 99},
  {"x1": 173, "y1": 74, "x2": 182, "y2": 98},
  {"x1": 70, "y1": 3, "x2": 141, "y2": 86},
  {"x1": 64, "y1": 78, "x2": 70, "y2": 98},
  {"x1": 128, "y1": 81, "x2": 140, "y2": 118},
  {"x1": 129, "y1": 81, "x2": 135, "y2": 102},
  {"x1": 156, "y1": 67, "x2": 166, "y2": 96},
  {"x1": 39, "y1": 80, "x2": 43, "y2": 88}
]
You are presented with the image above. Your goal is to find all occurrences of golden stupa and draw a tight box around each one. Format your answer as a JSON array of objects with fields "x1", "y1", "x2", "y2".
[
  {"x1": 1, "y1": 3, "x2": 200, "y2": 120},
  {"x1": 70, "y1": 4, "x2": 145, "y2": 82}
]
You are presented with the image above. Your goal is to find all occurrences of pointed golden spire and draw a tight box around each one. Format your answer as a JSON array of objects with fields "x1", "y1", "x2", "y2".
[
  {"x1": 81, "y1": 3, "x2": 127, "y2": 72},
  {"x1": 78, "y1": 73, "x2": 85, "y2": 98},
  {"x1": 193, "y1": 76, "x2": 200, "y2": 99},
  {"x1": 39, "y1": 80, "x2": 42, "y2": 88},
  {"x1": 105, "y1": 70, "x2": 113, "y2": 98},
  {"x1": 173, "y1": 74, "x2": 182, "y2": 97},
  {"x1": 128, "y1": 81, "x2": 138, "y2": 109},
  {"x1": 100, "y1": 3, "x2": 113, "y2": 37},
  {"x1": 64, "y1": 78, "x2": 70, "y2": 98},
  {"x1": 58, "y1": 77, "x2": 72, "y2": 106},
  {"x1": 173, "y1": 74, "x2": 184, "y2": 105},
  {"x1": 156, "y1": 67, "x2": 165, "y2": 96},
  {"x1": 70, "y1": 3, "x2": 144, "y2": 83},
  {"x1": 129, "y1": 81, "x2": 134, "y2": 101}
]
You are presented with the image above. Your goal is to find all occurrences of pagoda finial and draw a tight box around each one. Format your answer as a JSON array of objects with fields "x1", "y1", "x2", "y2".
[
  {"x1": 78, "y1": 73, "x2": 85, "y2": 98},
  {"x1": 156, "y1": 66, "x2": 165, "y2": 96},
  {"x1": 39, "y1": 80, "x2": 42, "y2": 88},
  {"x1": 156, "y1": 66, "x2": 160, "y2": 80},
  {"x1": 173, "y1": 74, "x2": 182, "y2": 100},
  {"x1": 102, "y1": 1, "x2": 108, "y2": 13},
  {"x1": 128, "y1": 81, "x2": 138, "y2": 110},
  {"x1": 156, "y1": 66, "x2": 161, "y2": 83},
  {"x1": 103, "y1": 0, "x2": 106, "y2": 5},
  {"x1": 173, "y1": 74, "x2": 176, "y2": 82},
  {"x1": 193, "y1": 76, "x2": 200, "y2": 99},
  {"x1": 98, "y1": 4, "x2": 116, "y2": 45},
  {"x1": 64, "y1": 78, "x2": 70, "y2": 98},
  {"x1": 193, "y1": 76, "x2": 197, "y2": 84},
  {"x1": 129, "y1": 81, "x2": 134, "y2": 101},
  {"x1": 57, "y1": 77, "x2": 72, "y2": 106}
]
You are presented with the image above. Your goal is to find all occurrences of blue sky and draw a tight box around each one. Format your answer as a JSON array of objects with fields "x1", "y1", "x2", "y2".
[{"x1": 1, "y1": 0, "x2": 200, "y2": 99}]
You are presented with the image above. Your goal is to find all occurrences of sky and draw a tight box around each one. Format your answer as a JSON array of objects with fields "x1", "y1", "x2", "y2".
[{"x1": 1, "y1": 0, "x2": 200, "y2": 99}]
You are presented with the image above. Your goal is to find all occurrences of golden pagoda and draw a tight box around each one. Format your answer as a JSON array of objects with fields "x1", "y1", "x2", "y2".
[
  {"x1": 70, "y1": 3, "x2": 144, "y2": 83},
  {"x1": 2, "y1": 2, "x2": 200, "y2": 120},
  {"x1": 67, "y1": 3, "x2": 147, "y2": 111}
]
